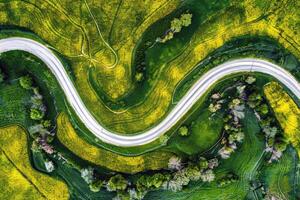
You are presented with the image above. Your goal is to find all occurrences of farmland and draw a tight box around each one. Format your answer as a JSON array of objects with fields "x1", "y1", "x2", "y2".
[
  {"x1": 0, "y1": 126, "x2": 69, "y2": 200},
  {"x1": 0, "y1": 0, "x2": 299, "y2": 134},
  {"x1": 0, "y1": 0, "x2": 299, "y2": 199},
  {"x1": 264, "y1": 82, "x2": 300, "y2": 156},
  {"x1": 56, "y1": 113, "x2": 173, "y2": 174}
]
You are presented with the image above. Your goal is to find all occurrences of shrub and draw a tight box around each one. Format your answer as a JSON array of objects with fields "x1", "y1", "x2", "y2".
[
  {"x1": 30, "y1": 108, "x2": 45, "y2": 120},
  {"x1": 107, "y1": 174, "x2": 128, "y2": 191},
  {"x1": 19, "y1": 75, "x2": 33, "y2": 89},
  {"x1": 44, "y1": 160, "x2": 55, "y2": 172},
  {"x1": 80, "y1": 167, "x2": 94, "y2": 184},
  {"x1": 168, "y1": 156, "x2": 182, "y2": 171},
  {"x1": 89, "y1": 180, "x2": 103, "y2": 192},
  {"x1": 178, "y1": 126, "x2": 189, "y2": 136}
]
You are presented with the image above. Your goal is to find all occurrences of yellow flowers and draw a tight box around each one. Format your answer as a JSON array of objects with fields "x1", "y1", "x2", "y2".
[
  {"x1": 0, "y1": 126, "x2": 69, "y2": 200},
  {"x1": 264, "y1": 82, "x2": 300, "y2": 156},
  {"x1": 56, "y1": 113, "x2": 173, "y2": 174}
]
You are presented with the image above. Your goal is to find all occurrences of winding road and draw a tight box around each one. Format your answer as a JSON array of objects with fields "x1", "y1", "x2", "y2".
[{"x1": 0, "y1": 37, "x2": 299, "y2": 147}]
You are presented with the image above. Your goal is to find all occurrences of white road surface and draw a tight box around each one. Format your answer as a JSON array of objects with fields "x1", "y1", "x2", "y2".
[{"x1": 0, "y1": 37, "x2": 299, "y2": 146}]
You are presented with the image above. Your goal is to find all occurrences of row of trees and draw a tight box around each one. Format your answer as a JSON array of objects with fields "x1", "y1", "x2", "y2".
[
  {"x1": 77, "y1": 155, "x2": 219, "y2": 199},
  {"x1": 209, "y1": 81, "x2": 246, "y2": 160},
  {"x1": 156, "y1": 13, "x2": 192, "y2": 43},
  {"x1": 244, "y1": 78, "x2": 288, "y2": 163},
  {"x1": 19, "y1": 75, "x2": 57, "y2": 172}
]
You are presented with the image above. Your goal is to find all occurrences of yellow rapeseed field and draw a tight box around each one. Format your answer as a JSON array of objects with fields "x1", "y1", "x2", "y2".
[
  {"x1": 264, "y1": 82, "x2": 300, "y2": 156},
  {"x1": 0, "y1": 126, "x2": 69, "y2": 200},
  {"x1": 1, "y1": 1, "x2": 300, "y2": 134},
  {"x1": 0, "y1": 149, "x2": 45, "y2": 200},
  {"x1": 56, "y1": 113, "x2": 173, "y2": 174}
]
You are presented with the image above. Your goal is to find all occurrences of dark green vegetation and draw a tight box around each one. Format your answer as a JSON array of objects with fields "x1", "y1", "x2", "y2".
[
  {"x1": 0, "y1": 0, "x2": 300, "y2": 199},
  {"x1": 1, "y1": 47, "x2": 299, "y2": 199}
]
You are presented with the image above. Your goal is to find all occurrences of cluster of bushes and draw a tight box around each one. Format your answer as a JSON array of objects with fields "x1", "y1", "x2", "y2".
[
  {"x1": 208, "y1": 80, "x2": 247, "y2": 159},
  {"x1": 209, "y1": 75, "x2": 288, "y2": 163},
  {"x1": 156, "y1": 13, "x2": 192, "y2": 43},
  {"x1": 77, "y1": 154, "x2": 219, "y2": 199},
  {"x1": 19, "y1": 75, "x2": 57, "y2": 171},
  {"x1": 247, "y1": 82, "x2": 288, "y2": 162}
]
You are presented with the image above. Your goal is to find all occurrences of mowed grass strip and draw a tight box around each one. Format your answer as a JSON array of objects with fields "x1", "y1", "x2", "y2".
[
  {"x1": 264, "y1": 82, "x2": 300, "y2": 156},
  {"x1": 0, "y1": 126, "x2": 69, "y2": 200},
  {"x1": 56, "y1": 113, "x2": 173, "y2": 174}
]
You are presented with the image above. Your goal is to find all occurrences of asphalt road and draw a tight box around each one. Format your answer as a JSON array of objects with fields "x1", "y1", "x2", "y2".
[{"x1": 0, "y1": 37, "x2": 299, "y2": 146}]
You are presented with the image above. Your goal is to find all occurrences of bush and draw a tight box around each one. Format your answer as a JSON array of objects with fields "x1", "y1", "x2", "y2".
[
  {"x1": 135, "y1": 72, "x2": 144, "y2": 82},
  {"x1": 178, "y1": 126, "x2": 189, "y2": 137},
  {"x1": 107, "y1": 174, "x2": 128, "y2": 191},
  {"x1": 30, "y1": 108, "x2": 45, "y2": 120},
  {"x1": 136, "y1": 173, "x2": 166, "y2": 191},
  {"x1": 42, "y1": 120, "x2": 52, "y2": 128},
  {"x1": 19, "y1": 75, "x2": 33, "y2": 89},
  {"x1": 89, "y1": 180, "x2": 103, "y2": 192},
  {"x1": 80, "y1": 167, "x2": 94, "y2": 184}
]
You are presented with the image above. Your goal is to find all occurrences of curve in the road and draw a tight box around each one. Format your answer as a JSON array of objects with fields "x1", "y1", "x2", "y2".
[{"x1": 0, "y1": 37, "x2": 299, "y2": 147}]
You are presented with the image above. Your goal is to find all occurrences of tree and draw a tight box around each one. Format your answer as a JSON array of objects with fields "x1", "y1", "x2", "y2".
[
  {"x1": 168, "y1": 156, "x2": 182, "y2": 171},
  {"x1": 263, "y1": 126, "x2": 277, "y2": 138},
  {"x1": 184, "y1": 165, "x2": 201, "y2": 181},
  {"x1": 170, "y1": 18, "x2": 182, "y2": 33},
  {"x1": 209, "y1": 103, "x2": 221, "y2": 113},
  {"x1": 107, "y1": 174, "x2": 128, "y2": 191},
  {"x1": 180, "y1": 13, "x2": 192, "y2": 27},
  {"x1": 245, "y1": 76, "x2": 256, "y2": 84},
  {"x1": 164, "y1": 179, "x2": 183, "y2": 192},
  {"x1": 19, "y1": 75, "x2": 33, "y2": 89},
  {"x1": 257, "y1": 104, "x2": 269, "y2": 115},
  {"x1": 198, "y1": 157, "x2": 208, "y2": 170},
  {"x1": 178, "y1": 126, "x2": 189, "y2": 136},
  {"x1": 81, "y1": 167, "x2": 94, "y2": 184},
  {"x1": 218, "y1": 146, "x2": 234, "y2": 159},
  {"x1": 30, "y1": 108, "x2": 45, "y2": 120},
  {"x1": 31, "y1": 140, "x2": 41, "y2": 153},
  {"x1": 208, "y1": 158, "x2": 219, "y2": 169},
  {"x1": 231, "y1": 104, "x2": 245, "y2": 120},
  {"x1": 200, "y1": 170, "x2": 215, "y2": 182},
  {"x1": 89, "y1": 180, "x2": 103, "y2": 192},
  {"x1": 44, "y1": 160, "x2": 55, "y2": 172},
  {"x1": 137, "y1": 173, "x2": 167, "y2": 191},
  {"x1": 42, "y1": 120, "x2": 52, "y2": 128},
  {"x1": 135, "y1": 72, "x2": 144, "y2": 82}
]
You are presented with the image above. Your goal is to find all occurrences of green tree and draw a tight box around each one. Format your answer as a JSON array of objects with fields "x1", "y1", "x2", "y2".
[
  {"x1": 42, "y1": 120, "x2": 51, "y2": 128},
  {"x1": 180, "y1": 13, "x2": 192, "y2": 27},
  {"x1": 257, "y1": 104, "x2": 269, "y2": 115},
  {"x1": 30, "y1": 108, "x2": 45, "y2": 120},
  {"x1": 107, "y1": 174, "x2": 128, "y2": 191},
  {"x1": 89, "y1": 180, "x2": 103, "y2": 192},
  {"x1": 171, "y1": 18, "x2": 182, "y2": 33},
  {"x1": 178, "y1": 126, "x2": 189, "y2": 136},
  {"x1": 80, "y1": 167, "x2": 94, "y2": 184},
  {"x1": 135, "y1": 72, "x2": 144, "y2": 82},
  {"x1": 19, "y1": 75, "x2": 33, "y2": 89},
  {"x1": 198, "y1": 157, "x2": 208, "y2": 170}
]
